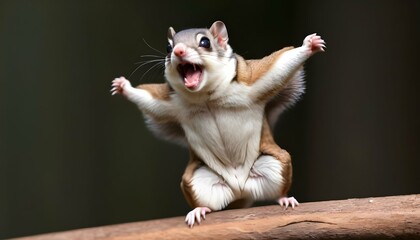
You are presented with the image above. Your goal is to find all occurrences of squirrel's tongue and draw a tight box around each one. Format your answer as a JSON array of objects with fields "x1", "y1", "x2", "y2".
[{"x1": 184, "y1": 67, "x2": 201, "y2": 88}]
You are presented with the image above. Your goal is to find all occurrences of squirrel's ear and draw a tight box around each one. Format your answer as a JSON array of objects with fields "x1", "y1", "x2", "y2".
[
  {"x1": 168, "y1": 27, "x2": 176, "y2": 43},
  {"x1": 210, "y1": 21, "x2": 229, "y2": 49}
]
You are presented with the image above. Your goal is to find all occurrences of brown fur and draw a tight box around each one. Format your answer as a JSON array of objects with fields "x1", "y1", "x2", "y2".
[
  {"x1": 259, "y1": 118, "x2": 292, "y2": 196},
  {"x1": 235, "y1": 47, "x2": 294, "y2": 85},
  {"x1": 137, "y1": 83, "x2": 172, "y2": 101},
  {"x1": 180, "y1": 150, "x2": 203, "y2": 208}
]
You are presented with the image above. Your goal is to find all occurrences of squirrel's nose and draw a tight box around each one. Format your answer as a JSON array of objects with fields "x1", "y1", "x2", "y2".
[{"x1": 173, "y1": 44, "x2": 187, "y2": 57}]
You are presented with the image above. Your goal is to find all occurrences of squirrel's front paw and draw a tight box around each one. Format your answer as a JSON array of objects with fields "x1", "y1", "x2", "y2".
[
  {"x1": 111, "y1": 76, "x2": 132, "y2": 96},
  {"x1": 303, "y1": 33, "x2": 326, "y2": 54}
]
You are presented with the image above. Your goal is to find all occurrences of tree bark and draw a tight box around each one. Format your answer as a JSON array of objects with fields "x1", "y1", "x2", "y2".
[{"x1": 15, "y1": 194, "x2": 420, "y2": 240}]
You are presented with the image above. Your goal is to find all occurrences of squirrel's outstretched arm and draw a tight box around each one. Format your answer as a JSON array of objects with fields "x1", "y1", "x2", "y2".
[
  {"x1": 111, "y1": 77, "x2": 176, "y2": 121},
  {"x1": 236, "y1": 34, "x2": 325, "y2": 101}
]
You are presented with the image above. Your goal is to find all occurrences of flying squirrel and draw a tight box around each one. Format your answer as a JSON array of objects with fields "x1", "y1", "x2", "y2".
[{"x1": 111, "y1": 21, "x2": 325, "y2": 227}]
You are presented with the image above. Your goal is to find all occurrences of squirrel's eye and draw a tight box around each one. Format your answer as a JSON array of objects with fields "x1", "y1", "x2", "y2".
[
  {"x1": 199, "y1": 37, "x2": 211, "y2": 49},
  {"x1": 166, "y1": 43, "x2": 173, "y2": 53}
]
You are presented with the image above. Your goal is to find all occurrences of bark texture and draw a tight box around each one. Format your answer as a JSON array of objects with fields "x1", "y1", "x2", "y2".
[{"x1": 15, "y1": 194, "x2": 420, "y2": 240}]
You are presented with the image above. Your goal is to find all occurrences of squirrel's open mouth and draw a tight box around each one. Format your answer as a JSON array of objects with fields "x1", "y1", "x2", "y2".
[{"x1": 177, "y1": 62, "x2": 203, "y2": 90}]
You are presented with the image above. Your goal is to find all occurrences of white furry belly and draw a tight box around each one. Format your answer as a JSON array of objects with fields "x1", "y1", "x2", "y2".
[{"x1": 181, "y1": 105, "x2": 264, "y2": 189}]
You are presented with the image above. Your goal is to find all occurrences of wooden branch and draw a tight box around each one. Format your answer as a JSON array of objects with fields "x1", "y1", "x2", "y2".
[{"x1": 16, "y1": 194, "x2": 419, "y2": 240}]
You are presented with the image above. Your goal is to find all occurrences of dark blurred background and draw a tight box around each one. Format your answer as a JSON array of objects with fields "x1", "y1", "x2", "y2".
[{"x1": 1, "y1": 0, "x2": 419, "y2": 238}]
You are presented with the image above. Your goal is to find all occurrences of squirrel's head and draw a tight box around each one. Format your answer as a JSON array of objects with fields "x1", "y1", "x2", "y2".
[{"x1": 164, "y1": 21, "x2": 236, "y2": 98}]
